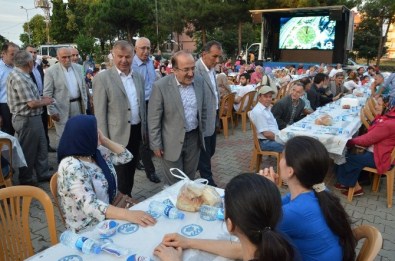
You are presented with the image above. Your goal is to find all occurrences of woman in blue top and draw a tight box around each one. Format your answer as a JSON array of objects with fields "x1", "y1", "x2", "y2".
[{"x1": 155, "y1": 136, "x2": 356, "y2": 261}]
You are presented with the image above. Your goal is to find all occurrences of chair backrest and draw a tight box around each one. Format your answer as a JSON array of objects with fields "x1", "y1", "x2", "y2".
[
  {"x1": 50, "y1": 172, "x2": 66, "y2": 225},
  {"x1": 219, "y1": 93, "x2": 235, "y2": 118},
  {"x1": 236, "y1": 90, "x2": 256, "y2": 114},
  {"x1": 367, "y1": 98, "x2": 377, "y2": 116},
  {"x1": 248, "y1": 111, "x2": 263, "y2": 153},
  {"x1": 363, "y1": 105, "x2": 375, "y2": 122},
  {"x1": 0, "y1": 138, "x2": 13, "y2": 186},
  {"x1": 360, "y1": 107, "x2": 370, "y2": 129},
  {"x1": 0, "y1": 186, "x2": 58, "y2": 260},
  {"x1": 353, "y1": 225, "x2": 383, "y2": 261}
]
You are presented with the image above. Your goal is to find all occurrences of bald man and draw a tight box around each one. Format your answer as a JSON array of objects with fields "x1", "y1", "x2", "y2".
[
  {"x1": 132, "y1": 37, "x2": 161, "y2": 183},
  {"x1": 43, "y1": 47, "x2": 87, "y2": 140}
]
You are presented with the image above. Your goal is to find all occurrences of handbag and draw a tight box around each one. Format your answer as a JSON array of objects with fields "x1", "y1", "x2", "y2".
[{"x1": 112, "y1": 192, "x2": 139, "y2": 209}]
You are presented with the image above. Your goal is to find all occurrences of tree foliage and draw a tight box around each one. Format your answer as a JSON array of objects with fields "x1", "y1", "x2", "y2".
[
  {"x1": 20, "y1": 14, "x2": 47, "y2": 47},
  {"x1": 358, "y1": 0, "x2": 395, "y2": 65},
  {"x1": 0, "y1": 35, "x2": 8, "y2": 47},
  {"x1": 353, "y1": 17, "x2": 382, "y2": 64}
]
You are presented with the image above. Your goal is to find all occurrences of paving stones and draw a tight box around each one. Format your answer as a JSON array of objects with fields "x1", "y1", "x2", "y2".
[{"x1": 20, "y1": 123, "x2": 394, "y2": 260}]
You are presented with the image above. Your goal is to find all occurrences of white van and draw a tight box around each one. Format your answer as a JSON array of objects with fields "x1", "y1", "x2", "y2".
[{"x1": 38, "y1": 43, "x2": 77, "y2": 66}]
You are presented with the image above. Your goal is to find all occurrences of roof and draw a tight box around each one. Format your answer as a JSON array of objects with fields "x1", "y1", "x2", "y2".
[{"x1": 250, "y1": 5, "x2": 350, "y2": 17}]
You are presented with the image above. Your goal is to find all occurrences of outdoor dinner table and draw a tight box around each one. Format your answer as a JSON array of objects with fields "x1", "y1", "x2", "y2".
[
  {"x1": 27, "y1": 180, "x2": 234, "y2": 261},
  {"x1": 275, "y1": 93, "x2": 369, "y2": 164},
  {"x1": 0, "y1": 130, "x2": 27, "y2": 168}
]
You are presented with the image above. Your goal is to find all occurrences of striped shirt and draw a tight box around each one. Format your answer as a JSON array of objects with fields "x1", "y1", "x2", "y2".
[
  {"x1": 176, "y1": 79, "x2": 198, "y2": 132},
  {"x1": 7, "y1": 67, "x2": 42, "y2": 116}
]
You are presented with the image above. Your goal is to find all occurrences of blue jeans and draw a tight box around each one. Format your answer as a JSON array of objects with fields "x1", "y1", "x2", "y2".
[
  {"x1": 335, "y1": 151, "x2": 376, "y2": 187},
  {"x1": 259, "y1": 139, "x2": 284, "y2": 153}
]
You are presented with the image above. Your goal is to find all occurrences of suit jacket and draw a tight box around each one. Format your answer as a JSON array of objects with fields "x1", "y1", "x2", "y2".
[
  {"x1": 43, "y1": 63, "x2": 87, "y2": 123},
  {"x1": 93, "y1": 66, "x2": 146, "y2": 146},
  {"x1": 195, "y1": 59, "x2": 219, "y2": 137},
  {"x1": 148, "y1": 74, "x2": 207, "y2": 161},
  {"x1": 271, "y1": 95, "x2": 305, "y2": 130},
  {"x1": 29, "y1": 64, "x2": 44, "y2": 94}
]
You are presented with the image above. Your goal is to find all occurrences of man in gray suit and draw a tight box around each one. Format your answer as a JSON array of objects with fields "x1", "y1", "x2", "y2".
[
  {"x1": 93, "y1": 40, "x2": 146, "y2": 197},
  {"x1": 43, "y1": 47, "x2": 87, "y2": 140},
  {"x1": 195, "y1": 41, "x2": 222, "y2": 186},
  {"x1": 148, "y1": 51, "x2": 207, "y2": 185}
]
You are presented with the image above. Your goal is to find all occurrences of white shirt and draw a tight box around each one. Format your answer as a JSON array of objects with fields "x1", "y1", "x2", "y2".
[
  {"x1": 250, "y1": 102, "x2": 279, "y2": 140},
  {"x1": 233, "y1": 85, "x2": 255, "y2": 111},
  {"x1": 62, "y1": 65, "x2": 80, "y2": 100},
  {"x1": 175, "y1": 77, "x2": 198, "y2": 132},
  {"x1": 344, "y1": 80, "x2": 360, "y2": 92},
  {"x1": 32, "y1": 63, "x2": 43, "y2": 95},
  {"x1": 116, "y1": 67, "x2": 140, "y2": 125},
  {"x1": 199, "y1": 58, "x2": 219, "y2": 110}
]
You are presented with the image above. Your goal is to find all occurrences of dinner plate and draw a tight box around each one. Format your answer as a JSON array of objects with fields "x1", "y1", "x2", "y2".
[
  {"x1": 181, "y1": 224, "x2": 203, "y2": 237},
  {"x1": 117, "y1": 223, "x2": 139, "y2": 234}
]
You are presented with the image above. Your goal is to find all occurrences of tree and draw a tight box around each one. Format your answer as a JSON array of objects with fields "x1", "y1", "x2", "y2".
[
  {"x1": 20, "y1": 14, "x2": 47, "y2": 47},
  {"x1": 0, "y1": 35, "x2": 8, "y2": 47},
  {"x1": 353, "y1": 17, "x2": 383, "y2": 64},
  {"x1": 50, "y1": 0, "x2": 74, "y2": 43},
  {"x1": 99, "y1": 0, "x2": 153, "y2": 42},
  {"x1": 359, "y1": 0, "x2": 395, "y2": 66},
  {"x1": 74, "y1": 33, "x2": 96, "y2": 56}
]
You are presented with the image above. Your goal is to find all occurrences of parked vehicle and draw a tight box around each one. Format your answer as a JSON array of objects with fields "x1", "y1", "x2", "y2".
[{"x1": 38, "y1": 43, "x2": 77, "y2": 66}]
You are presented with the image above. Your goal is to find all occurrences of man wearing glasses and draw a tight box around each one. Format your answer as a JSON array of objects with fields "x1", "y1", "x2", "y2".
[
  {"x1": 132, "y1": 37, "x2": 161, "y2": 184},
  {"x1": 43, "y1": 47, "x2": 87, "y2": 140},
  {"x1": 148, "y1": 51, "x2": 207, "y2": 185}
]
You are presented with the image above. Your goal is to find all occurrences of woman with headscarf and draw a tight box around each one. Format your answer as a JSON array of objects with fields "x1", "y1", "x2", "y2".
[
  {"x1": 216, "y1": 73, "x2": 232, "y2": 99},
  {"x1": 57, "y1": 115, "x2": 156, "y2": 232}
]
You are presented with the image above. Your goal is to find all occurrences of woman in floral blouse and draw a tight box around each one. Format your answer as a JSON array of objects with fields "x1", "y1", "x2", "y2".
[{"x1": 57, "y1": 115, "x2": 156, "y2": 232}]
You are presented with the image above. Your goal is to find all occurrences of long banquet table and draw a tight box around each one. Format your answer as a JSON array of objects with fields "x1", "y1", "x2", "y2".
[
  {"x1": 275, "y1": 94, "x2": 369, "y2": 164},
  {"x1": 0, "y1": 131, "x2": 27, "y2": 168},
  {"x1": 27, "y1": 181, "x2": 234, "y2": 261}
]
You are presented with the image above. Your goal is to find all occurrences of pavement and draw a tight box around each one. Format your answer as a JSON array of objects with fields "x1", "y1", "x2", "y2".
[{"x1": 15, "y1": 122, "x2": 395, "y2": 260}]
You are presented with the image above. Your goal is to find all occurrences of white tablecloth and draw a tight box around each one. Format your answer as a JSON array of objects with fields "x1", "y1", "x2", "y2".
[
  {"x1": 27, "y1": 181, "x2": 234, "y2": 261},
  {"x1": 275, "y1": 94, "x2": 368, "y2": 164},
  {"x1": 0, "y1": 131, "x2": 27, "y2": 168}
]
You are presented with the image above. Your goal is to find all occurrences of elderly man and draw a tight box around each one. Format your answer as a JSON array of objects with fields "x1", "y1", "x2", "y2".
[
  {"x1": 93, "y1": 40, "x2": 146, "y2": 197},
  {"x1": 272, "y1": 82, "x2": 305, "y2": 130},
  {"x1": 26, "y1": 45, "x2": 56, "y2": 152},
  {"x1": 0, "y1": 42, "x2": 19, "y2": 135},
  {"x1": 132, "y1": 37, "x2": 161, "y2": 183},
  {"x1": 43, "y1": 47, "x2": 87, "y2": 140},
  {"x1": 250, "y1": 65, "x2": 263, "y2": 84},
  {"x1": 249, "y1": 86, "x2": 284, "y2": 152},
  {"x1": 148, "y1": 51, "x2": 207, "y2": 185},
  {"x1": 7, "y1": 50, "x2": 54, "y2": 185},
  {"x1": 195, "y1": 40, "x2": 222, "y2": 187}
]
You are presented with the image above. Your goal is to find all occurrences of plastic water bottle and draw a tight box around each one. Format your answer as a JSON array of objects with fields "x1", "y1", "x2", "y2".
[
  {"x1": 60, "y1": 230, "x2": 102, "y2": 254},
  {"x1": 149, "y1": 200, "x2": 185, "y2": 219},
  {"x1": 199, "y1": 205, "x2": 224, "y2": 221}
]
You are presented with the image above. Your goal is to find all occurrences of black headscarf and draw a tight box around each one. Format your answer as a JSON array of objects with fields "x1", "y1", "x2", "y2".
[{"x1": 57, "y1": 115, "x2": 116, "y2": 203}]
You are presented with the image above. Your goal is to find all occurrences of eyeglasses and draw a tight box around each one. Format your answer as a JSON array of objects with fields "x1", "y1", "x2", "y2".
[
  {"x1": 61, "y1": 56, "x2": 71, "y2": 59},
  {"x1": 137, "y1": 46, "x2": 151, "y2": 51},
  {"x1": 175, "y1": 66, "x2": 195, "y2": 73}
]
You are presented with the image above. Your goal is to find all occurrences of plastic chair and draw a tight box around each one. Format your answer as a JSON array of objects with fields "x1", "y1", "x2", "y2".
[
  {"x1": 363, "y1": 105, "x2": 375, "y2": 122},
  {"x1": 360, "y1": 107, "x2": 370, "y2": 129},
  {"x1": 219, "y1": 93, "x2": 235, "y2": 138},
  {"x1": 0, "y1": 186, "x2": 58, "y2": 260},
  {"x1": 248, "y1": 112, "x2": 282, "y2": 187},
  {"x1": 347, "y1": 147, "x2": 395, "y2": 208},
  {"x1": 0, "y1": 138, "x2": 13, "y2": 188},
  {"x1": 353, "y1": 225, "x2": 383, "y2": 261},
  {"x1": 234, "y1": 90, "x2": 256, "y2": 132},
  {"x1": 50, "y1": 172, "x2": 66, "y2": 225}
]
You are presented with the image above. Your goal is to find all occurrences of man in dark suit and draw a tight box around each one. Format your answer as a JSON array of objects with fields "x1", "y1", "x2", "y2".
[
  {"x1": 148, "y1": 51, "x2": 207, "y2": 185},
  {"x1": 195, "y1": 41, "x2": 222, "y2": 186},
  {"x1": 93, "y1": 40, "x2": 146, "y2": 197},
  {"x1": 26, "y1": 46, "x2": 55, "y2": 152}
]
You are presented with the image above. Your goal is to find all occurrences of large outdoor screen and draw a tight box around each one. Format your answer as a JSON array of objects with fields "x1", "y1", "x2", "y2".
[{"x1": 279, "y1": 16, "x2": 336, "y2": 50}]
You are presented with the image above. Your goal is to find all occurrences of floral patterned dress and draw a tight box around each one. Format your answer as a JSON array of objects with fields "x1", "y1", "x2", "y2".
[{"x1": 57, "y1": 146, "x2": 132, "y2": 232}]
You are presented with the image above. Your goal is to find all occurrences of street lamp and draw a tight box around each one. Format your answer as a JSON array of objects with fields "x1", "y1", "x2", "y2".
[{"x1": 20, "y1": 6, "x2": 36, "y2": 44}]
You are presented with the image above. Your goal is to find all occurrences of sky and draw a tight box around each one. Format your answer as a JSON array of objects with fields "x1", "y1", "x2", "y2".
[{"x1": 0, "y1": 0, "x2": 46, "y2": 45}]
